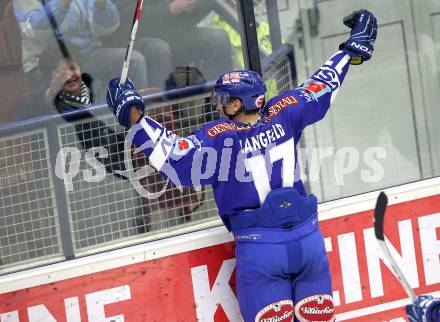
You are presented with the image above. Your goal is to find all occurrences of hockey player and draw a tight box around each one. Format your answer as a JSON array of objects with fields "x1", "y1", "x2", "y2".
[
  {"x1": 106, "y1": 9, "x2": 377, "y2": 322},
  {"x1": 407, "y1": 295, "x2": 440, "y2": 322}
]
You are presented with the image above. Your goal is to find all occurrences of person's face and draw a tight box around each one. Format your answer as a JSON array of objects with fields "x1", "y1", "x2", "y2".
[
  {"x1": 53, "y1": 59, "x2": 82, "y2": 95},
  {"x1": 214, "y1": 93, "x2": 240, "y2": 118}
]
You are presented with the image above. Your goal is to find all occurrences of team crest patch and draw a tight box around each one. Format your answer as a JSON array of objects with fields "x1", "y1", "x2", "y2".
[
  {"x1": 295, "y1": 294, "x2": 334, "y2": 322},
  {"x1": 301, "y1": 80, "x2": 331, "y2": 99},
  {"x1": 172, "y1": 138, "x2": 195, "y2": 155},
  {"x1": 178, "y1": 139, "x2": 190, "y2": 150},
  {"x1": 255, "y1": 300, "x2": 293, "y2": 322},
  {"x1": 305, "y1": 81, "x2": 327, "y2": 94}
]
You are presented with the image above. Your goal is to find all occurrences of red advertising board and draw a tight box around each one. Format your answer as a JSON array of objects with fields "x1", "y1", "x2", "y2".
[{"x1": 1, "y1": 194, "x2": 439, "y2": 322}]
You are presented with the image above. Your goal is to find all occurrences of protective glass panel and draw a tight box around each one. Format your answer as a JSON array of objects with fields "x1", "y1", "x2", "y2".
[
  {"x1": 254, "y1": 0, "x2": 440, "y2": 202},
  {"x1": 0, "y1": 130, "x2": 62, "y2": 273}
]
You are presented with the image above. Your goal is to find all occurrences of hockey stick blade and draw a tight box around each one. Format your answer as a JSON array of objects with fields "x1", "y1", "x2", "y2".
[
  {"x1": 373, "y1": 191, "x2": 417, "y2": 302},
  {"x1": 374, "y1": 191, "x2": 388, "y2": 241}
]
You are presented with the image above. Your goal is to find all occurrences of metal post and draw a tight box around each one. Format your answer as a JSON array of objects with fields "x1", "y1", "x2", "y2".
[
  {"x1": 237, "y1": 0, "x2": 262, "y2": 75},
  {"x1": 265, "y1": 0, "x2": 282, "y2": 50},
  {"x1": 47, "y1": 125, "x2": 76, "y2": 260}
]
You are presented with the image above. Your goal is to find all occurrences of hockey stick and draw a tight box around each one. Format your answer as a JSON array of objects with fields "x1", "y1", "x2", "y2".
[
  {"x1": 374, "y1": 191, "x2": 417, "y2": 302},
  {"x1": 120, "y1": 0, "x2": 144, "y2": 84},
  {"x1": 41, "y1": 0, "x2": 71, "y2": 60}
]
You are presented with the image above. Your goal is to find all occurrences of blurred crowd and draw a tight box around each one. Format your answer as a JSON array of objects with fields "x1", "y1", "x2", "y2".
[{"x1": 0, "y1": 0, "x2": 234, "y2": 123}]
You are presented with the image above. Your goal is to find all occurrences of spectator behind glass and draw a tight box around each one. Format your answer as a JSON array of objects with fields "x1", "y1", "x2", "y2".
[
  {"x1": 17, "y1": 43, "x2": 148, "y2": 238},
  {"x1": 28, "y1": 43, "x2": 202, "y2": 236},
  {"x1": 109, "y1": 0, "x2": 233, "y2": 86},
  {"x1": 16, "y1": 42, "x2": 91, "y2": 120},
  {"x1": 12, "y1": 0, "x2": 148, "y2": 102}
]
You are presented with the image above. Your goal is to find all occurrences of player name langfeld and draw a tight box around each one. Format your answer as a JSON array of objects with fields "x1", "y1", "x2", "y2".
[{"x1": 239, "y1": 123, "x2": 286, "y2": 153}]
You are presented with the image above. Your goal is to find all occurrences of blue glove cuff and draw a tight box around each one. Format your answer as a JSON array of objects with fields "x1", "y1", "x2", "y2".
[
  {"x1": 106, "y1": 78, "x2": 145, "y2": 128},
  {"x1": 339, "y1": 40, "x2": 374, "y2": 61},
  {"x1": 116, "y1": 95, "x2": 145, "y2": 128}
]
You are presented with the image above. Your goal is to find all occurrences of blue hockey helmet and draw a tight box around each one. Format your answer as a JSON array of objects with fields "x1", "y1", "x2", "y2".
[{"x1": 213, "y1": 70, "x2": 267, "y2": 112}]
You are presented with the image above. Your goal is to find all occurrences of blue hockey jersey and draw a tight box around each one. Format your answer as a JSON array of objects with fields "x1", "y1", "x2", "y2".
[{"x1": 131, "y1": 50, "x2": 350, "y2": 225}]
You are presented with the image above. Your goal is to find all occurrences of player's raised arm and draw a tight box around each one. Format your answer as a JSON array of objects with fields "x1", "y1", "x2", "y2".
[
  {"x1": 288, "y1": 9, "x2": 377, "y2": 132},
  {"x1": 105, "y1": 78, "x2": 213, "y2": 187}
]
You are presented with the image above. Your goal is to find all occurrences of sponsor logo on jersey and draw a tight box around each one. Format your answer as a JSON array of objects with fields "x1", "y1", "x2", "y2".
[
  {"x1": 297, "y1": 80, "x2": 331, "y2": 100},
  {"x1": 305, "y1": 81, "x2": 327, "y2": 94},
  {"x1": 206, "y1": 122, "x2": 250, "y2": 137},
  {"x1": 234, "y1": 233, "x2": 262, "y2": 241},
  {"x1": 264, "y1": 95, "x2": 298, "y2": 122},
  {"x1": 255, "y1": 300, "x2": 294, "y2": 322},
  {"x1": 295, "y1": 294, "x2": 334, "y2": 322}
]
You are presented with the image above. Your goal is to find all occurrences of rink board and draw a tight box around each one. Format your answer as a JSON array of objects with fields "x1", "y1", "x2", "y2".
[{"x1": 1, "y1": 178, "x2": 440, "y2": 322}]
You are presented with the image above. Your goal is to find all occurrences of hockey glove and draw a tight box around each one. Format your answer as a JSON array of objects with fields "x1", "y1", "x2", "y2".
[
  {"x1": 106, "y1": 78, "x2": 145, "y2": 128},
  {"x1": 406, "y1": 295, "x2": 440, "y2": 322},
  {"x1": 339, "y1": 9, "x2": 377, "y2": 65}
]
